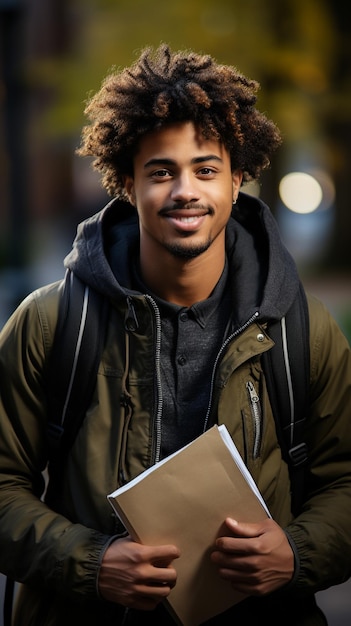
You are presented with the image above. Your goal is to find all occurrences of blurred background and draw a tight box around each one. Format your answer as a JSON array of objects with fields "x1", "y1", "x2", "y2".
[{"x1": 0, "y1": 0, "x2": 350, "y2": 623}]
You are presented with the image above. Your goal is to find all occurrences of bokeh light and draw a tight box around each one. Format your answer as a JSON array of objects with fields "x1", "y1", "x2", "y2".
[{"x1": 279, "y1": 172, "x2": 323, "y2": 213}]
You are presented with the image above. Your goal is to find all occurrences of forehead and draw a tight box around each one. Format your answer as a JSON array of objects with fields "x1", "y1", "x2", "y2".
[{"x1": 134, "y1": 121, "x2": 229, "y2": 165}]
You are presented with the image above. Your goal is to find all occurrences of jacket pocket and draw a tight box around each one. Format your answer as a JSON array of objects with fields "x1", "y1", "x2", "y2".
[{"x1": 246, "y1": 380, "x2": 263, "y2": 459}]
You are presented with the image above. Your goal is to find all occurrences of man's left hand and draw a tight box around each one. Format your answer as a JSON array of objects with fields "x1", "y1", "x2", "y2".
[{"x1": 211, "y1": 517, "x2": 294, "y2": 595}]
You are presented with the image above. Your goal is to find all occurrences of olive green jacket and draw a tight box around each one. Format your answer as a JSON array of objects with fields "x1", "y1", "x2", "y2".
[{"x1": 0, "y1": 193, "x2": 350, "y2": 625}]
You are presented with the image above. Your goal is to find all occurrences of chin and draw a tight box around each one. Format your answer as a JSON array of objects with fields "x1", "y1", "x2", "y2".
[{"x1": 166, "y1": 240, "x2": 212, "y2": 259}]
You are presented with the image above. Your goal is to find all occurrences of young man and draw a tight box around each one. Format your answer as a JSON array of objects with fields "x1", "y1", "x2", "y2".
[{"x1": 0, "y1": 45, "x2": 350, "y2": 626}]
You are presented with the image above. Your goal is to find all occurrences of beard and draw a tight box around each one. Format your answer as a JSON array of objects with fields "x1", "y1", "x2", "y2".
[{"x1": 165, "y1": 237, "x2": 212, "y2": 259}]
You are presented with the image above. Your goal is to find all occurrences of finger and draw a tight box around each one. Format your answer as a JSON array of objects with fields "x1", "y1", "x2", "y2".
[
  {"x1": 149, "y1": 564, "x2": 178, "y2": 588},
  {"x1": 224, "y1": 517, "x2": 267, "y2": 538},
  {"x1": 211, "y1": 548, "x2": 258, "y2": 571},
  {"x1": 146, "y1": 544, "x2": 181, "y2": 564},
  {"x1": 148, "y1": 578, "x2": 177, "y2": 590},
  {"x1": 214, "y1": 531, "x2": 263, "y2": 554}
]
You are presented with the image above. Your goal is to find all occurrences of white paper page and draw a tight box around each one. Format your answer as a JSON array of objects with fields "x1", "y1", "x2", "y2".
[{"x1": 218, "y1": 425, "x2": 271, "y2": 517}]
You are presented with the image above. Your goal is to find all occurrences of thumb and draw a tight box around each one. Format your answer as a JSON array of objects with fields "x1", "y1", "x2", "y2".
[{"x1": 225, "y1": 517, "x2": 263, "y2": 538}]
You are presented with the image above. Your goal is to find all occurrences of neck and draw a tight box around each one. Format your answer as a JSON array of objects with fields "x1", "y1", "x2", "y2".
[{"x1": 140, "y1": 243, "x2": 226, "y2": 307}]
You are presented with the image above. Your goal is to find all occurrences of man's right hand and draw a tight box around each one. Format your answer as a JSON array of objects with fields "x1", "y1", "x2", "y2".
[{"x1": 98, "y1": 536, "x2": 180, "y2": 610}]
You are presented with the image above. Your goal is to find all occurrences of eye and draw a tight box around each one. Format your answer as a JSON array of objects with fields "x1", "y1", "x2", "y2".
[
  {"x1": 197, "y1": 166, "x2": 216, "y2": 177},
  {"x1": 152, "y1": 169, "x2": 171, "y2": 178}
]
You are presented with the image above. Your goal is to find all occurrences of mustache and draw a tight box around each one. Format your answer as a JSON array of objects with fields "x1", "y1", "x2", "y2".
[{"x1": 158, "y1": 202, "x2": 214, "y2": 216}]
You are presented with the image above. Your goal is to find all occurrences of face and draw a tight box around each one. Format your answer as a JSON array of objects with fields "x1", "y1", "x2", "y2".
[{"x1": 124, "y1": 121, "x2": 242, "y2": 261}]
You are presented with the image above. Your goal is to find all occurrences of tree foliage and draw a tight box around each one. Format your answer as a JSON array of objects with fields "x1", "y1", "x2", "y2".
[{"x1": 32, "y1": 0, "x2": 350, "y2": 143}]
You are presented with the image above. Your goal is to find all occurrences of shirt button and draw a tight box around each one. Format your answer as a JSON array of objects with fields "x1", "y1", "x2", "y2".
[
  {"x1": 179, "y1": 311, "x2": 188, "y2": 322},
  {"x1": 257, "y1": 333, "x2": 265, "y2": 342},
  {"x1": 177, "y1": 355, "x2": 187, "y2": 365}
]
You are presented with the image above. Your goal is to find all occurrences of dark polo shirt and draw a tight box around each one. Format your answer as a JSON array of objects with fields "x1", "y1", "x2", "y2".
[{"x1": 132, "y1": 260, "x2": 232, "y2": 458}]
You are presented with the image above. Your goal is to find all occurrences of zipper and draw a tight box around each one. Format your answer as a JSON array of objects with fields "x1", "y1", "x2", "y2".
[
  {"x1": 124, "y1": 295, "x2": 163, "y2": 464},
  {"x1": 145, "y1": 295, "x2": 163, "y2": 464},
  {"x1": 246, "y1": 380, "x2": 262, "y2": 459},
  {"x1": 203, "y1": 311, "x2": 259, "y2": 432}
]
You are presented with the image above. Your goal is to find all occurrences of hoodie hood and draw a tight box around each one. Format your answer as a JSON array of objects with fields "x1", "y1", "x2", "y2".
[
  {"x1": 64, "y1": 192, "x2": 300, "y2": 323},
  {"x1": 64, "y1": 199, "x2": 139, "y2": 301},
  {"x1": 227, "y1": 192, "x2": 300, "y2": 322}
]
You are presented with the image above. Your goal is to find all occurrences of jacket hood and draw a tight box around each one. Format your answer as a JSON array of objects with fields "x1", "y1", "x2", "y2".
[{"x1": 64, "y1": 192, "x2": 300, "y2": 323}]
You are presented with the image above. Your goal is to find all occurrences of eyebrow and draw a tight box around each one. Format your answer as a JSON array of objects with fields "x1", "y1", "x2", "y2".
[{"x1": 143, "y1": 155, "x2": 223, "y2": 169}]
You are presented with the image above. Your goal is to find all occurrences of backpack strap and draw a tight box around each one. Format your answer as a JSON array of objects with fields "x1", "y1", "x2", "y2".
[
  {"x1": 3, "y1": 577, "x2": 14, "y2": 626},
  {"x1": 46, "y1": 270, "x2": 109, "y2": 500},
  {"x1": 261, "y1": 282, "x2": 310, "y2": 514}
]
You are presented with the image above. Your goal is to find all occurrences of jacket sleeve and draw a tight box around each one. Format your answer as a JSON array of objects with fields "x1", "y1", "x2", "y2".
[
  {"x1": 0, "y1": 285, "x2": 111, "y2": 600},
  {"x1": 285, "y1": 294, "x2": 351, "y2": 594}
]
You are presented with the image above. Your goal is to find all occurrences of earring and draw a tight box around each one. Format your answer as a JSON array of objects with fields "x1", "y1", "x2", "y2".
[{"x1": 233, "y1": 198, "x2": 237, "y2": 205}]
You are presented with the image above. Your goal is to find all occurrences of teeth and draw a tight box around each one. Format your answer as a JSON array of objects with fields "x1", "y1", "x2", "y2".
[{"x1": 176, "y1": 216, "x2": 199, "y2": 223}]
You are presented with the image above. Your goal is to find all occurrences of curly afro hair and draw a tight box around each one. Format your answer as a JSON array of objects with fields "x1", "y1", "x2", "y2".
[{"x1": 77, "y1": 44, "x2": 282, "y2": 199}]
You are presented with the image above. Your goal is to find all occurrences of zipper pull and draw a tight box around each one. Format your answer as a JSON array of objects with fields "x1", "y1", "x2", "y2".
[
  {"x1": 125, "y1": 297, "x2": 139, "y2": 332},
  {"x1": 246, "y1": 380, "x2": 259, "y2": 403},
  {"x1": 246, "y1": 380, "x2": 262, "y2": 459}
]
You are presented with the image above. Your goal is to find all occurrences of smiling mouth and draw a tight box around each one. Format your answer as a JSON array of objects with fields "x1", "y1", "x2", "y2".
[
  {"x1": 159, "y1": 204, "x2": 213, "y2": 232},
  {"x1": 163, "y1": 213, "x2": 209, "y2": 234}
]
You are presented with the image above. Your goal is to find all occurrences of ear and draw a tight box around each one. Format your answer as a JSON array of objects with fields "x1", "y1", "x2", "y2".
[
  {"x1": 124, "y1": 175, "x2": 136, "y2": 206},
  {"x1": 232, "y1": 170, "x2": 243, "y2": 202}
]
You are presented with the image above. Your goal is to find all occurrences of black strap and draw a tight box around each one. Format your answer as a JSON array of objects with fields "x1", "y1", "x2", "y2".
[
  {"x1": 46, "y1": 270, "x2": 109, "y2": 501},
  {"x1": 3, "y1": 577, "x2": 14, "y2": 626},
  {"x1": 262, "y1": 283, "x2": 310, "y2": 514}
]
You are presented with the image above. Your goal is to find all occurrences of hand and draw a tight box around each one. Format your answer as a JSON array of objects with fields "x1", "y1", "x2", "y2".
[
  {"x1": 211, "y1": 517, "x2": 294, "y2": 596},
  {"x1": 98, "y1": 536, "x2": 180, "y2": 610}
]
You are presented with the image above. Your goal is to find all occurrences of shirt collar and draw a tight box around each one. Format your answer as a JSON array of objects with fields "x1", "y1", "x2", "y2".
[{"x1": 131, "y1": 257, "x2": 230, "y2": 329}]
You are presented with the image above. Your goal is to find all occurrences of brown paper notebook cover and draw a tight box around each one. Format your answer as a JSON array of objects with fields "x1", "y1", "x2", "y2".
[{"x1": 107, "y1": 424, "x2": 270, "y2": 626}]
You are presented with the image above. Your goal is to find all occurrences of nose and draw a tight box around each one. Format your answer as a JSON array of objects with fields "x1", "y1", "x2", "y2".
[{"x1": 170, "y1": 173, "x2": 200, "y2": 204}]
